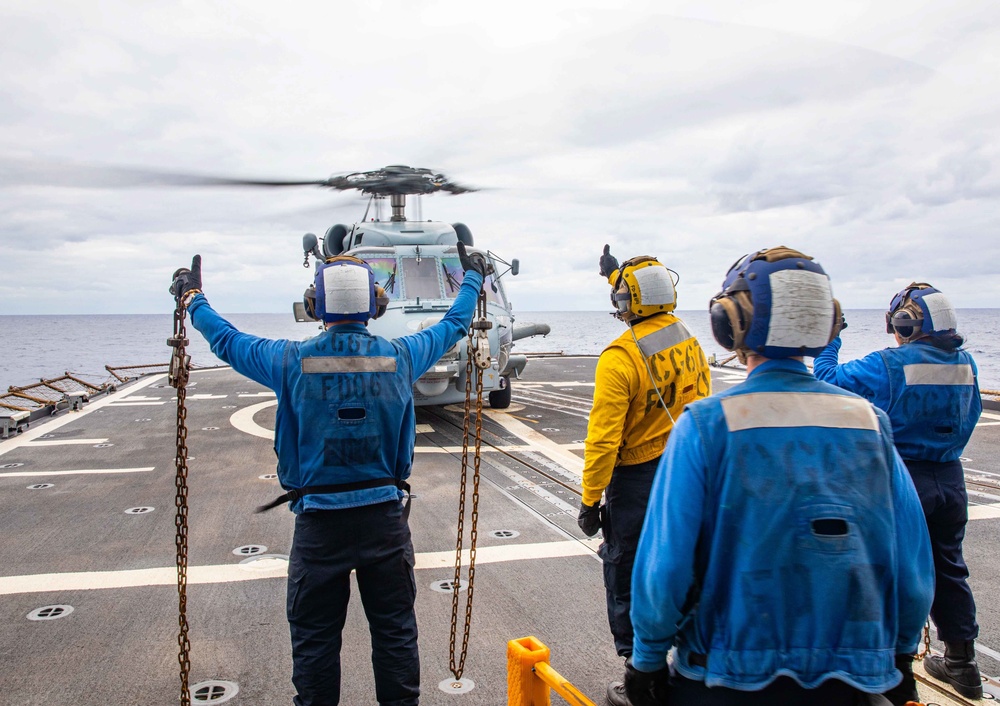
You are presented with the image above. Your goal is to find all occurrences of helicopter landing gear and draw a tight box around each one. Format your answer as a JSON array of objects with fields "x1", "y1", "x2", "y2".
[{"x1": 488, "y1": 376, "x2": 511, "y2": 409}]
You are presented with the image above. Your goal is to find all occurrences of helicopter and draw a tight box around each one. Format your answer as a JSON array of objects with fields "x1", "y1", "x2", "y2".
[
  {"x1": 286, "y1": 166, "x2": 551, "y2": 408},
  {"x1": 0, "y1": 160, "x2": 550, "y2": 407}
]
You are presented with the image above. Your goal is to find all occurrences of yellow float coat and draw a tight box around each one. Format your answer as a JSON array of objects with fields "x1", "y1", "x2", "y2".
[{"x1": 581, "y1": 313, "x2": 712, "y2": 505}]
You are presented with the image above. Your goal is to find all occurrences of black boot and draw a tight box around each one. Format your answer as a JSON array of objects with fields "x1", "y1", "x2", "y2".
[
  {"x1": 606, "y1": 680, "x2": 633, "y2": 706},
  {"x1": 925, "y1": 640, "x2": 983, "y2": 699},
  {"x1": 883, "y1": 654, "x2": 919, "y2": 706}
]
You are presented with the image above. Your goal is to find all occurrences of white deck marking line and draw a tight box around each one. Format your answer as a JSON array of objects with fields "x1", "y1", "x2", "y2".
[
  {"x1": 0, "y1": 374, "x2": 166, "y2": 457},
  {"x1": 968, "y1": 502, "x2": 1000, "y2": 521},
  {"x1": 485, "y1": 410, "x2": 584, "y2": 474},
  {"x1": 238, "y1": 392, "x2": 276, "y2": 398},
  {"x1": 27, "y1": 439, "x2": 109, "y2": 447},
  {"x1": 108, "y1": 402, "x2": 168, "y2": 406},
  {"x1": 980, "y1": 412, "x2": 1000, "y2": 421},
  {"x1": 415, "y1": 424, "x2": 434, "y2": 434},
  {"x1": 416, "y1": 446, "x2": 504, "y2": 454},
  {"x1": 0, "y1": 467, "x2": 154, "y2": 478},
  {"x1": 230, "y1": 400, "x2": 277, "y2": 440},
  {"x1": 176, "y1": 394, "x2": 228, "y2": 400},
  {"x1": 117, "y1": 396, "x2": 162, "y2": 401},
  {"x1": 0, "y1": 541, "x2": 593, "y2": 595},
  {"x1": 415, "y1": 442, "x2": 583, "y2": 454},
  {"x1": 516, "y1": 381, "x2": 596, "y2": 388}
]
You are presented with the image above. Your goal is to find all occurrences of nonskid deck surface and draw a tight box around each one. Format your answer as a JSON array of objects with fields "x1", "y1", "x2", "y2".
[{"x1": 0, "y1": 357, "x2": 997, "y2": 705}]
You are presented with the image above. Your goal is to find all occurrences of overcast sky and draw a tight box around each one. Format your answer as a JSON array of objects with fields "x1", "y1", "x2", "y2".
[{"x1": 2, "y1": 0, "x2": 998, "y2": 314}]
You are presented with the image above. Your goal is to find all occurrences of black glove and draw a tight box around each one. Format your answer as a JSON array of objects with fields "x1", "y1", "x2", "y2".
[
  {"x1": 577, "y1": 501, "x2": 602, "y2": 537},
  {"x1": 170, "y1": 254, "x2": 203, "y2": 303},
  {"x1": 838, "y1": 312, "x2": 848, "y2": 332},
  {"x1": 599, "y1": 244, "x2": 619, "y2": 278},
  {"x1": 457, "y1": 241, "x2": 488, "y2": 277},
  {"x1": 624, "y1": 659, "x2": 670, "y2": 706}
]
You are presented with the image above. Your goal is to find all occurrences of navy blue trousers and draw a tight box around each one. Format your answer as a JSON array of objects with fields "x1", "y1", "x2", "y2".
[
  {"x1": 287, "y1": 501, "x2": 419, "y2": 706},
  {"x1": 905, "y1": 459, "x2": 979, "y2": 642},
  {"x1": 599, "y1": 457, "x2": 659, "y2": 658}
]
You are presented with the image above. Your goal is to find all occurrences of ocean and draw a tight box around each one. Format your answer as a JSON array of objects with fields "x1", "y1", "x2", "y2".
[{"x1": 1, "y1": 309, "x2": 999, "y2": 393}]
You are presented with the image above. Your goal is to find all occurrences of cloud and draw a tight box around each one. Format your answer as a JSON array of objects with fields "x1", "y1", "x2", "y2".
[{"x1": 1, "y1": 0, "x2": 999, "y2": 313}]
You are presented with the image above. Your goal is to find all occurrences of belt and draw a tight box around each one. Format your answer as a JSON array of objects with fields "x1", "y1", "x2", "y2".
[{"x1": 257, "y1": 478, "x2": 412, "y2": 521}]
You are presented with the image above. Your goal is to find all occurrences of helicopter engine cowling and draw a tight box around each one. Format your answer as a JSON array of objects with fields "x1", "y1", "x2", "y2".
[{"x1": 323, "y1": 224, "x2": 348, "y2": 259}]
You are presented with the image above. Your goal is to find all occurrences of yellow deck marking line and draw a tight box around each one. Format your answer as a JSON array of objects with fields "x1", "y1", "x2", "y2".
[
  {"x1": 229, "y1": 400, "x2": 277, "y2": 440},
  {"x1": 0, "y1": 374, "x2": 166, "y2": 457},
  {"x1": 0, "y1": 540, "x2": 593, "y2": 595},
  {"x1": 0, "y1": 467, "x2": 154, "y2": 478},
  {"x1": 508, "y1": 415, "x2": 539, "y2": 424},
  {"x1": 27, "y1": 439, "x2": 109, "y2": 447},
  {"x1": 485, "y1": 410, "x2": 584, "y2": 475}
]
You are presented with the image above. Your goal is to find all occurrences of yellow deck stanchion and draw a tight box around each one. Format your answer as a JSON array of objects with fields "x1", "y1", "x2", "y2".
[{"x1": 507, "y1": 636, "x2": 597, "y2": 706}]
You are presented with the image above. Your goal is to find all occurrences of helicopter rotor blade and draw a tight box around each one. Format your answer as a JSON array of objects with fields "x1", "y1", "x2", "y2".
[
  {"x1": 0, "y1": 158, "x2": 335, "y2": 190},
  {"x1": 0, "y1": 159, "x2": 480, "y2": 196}
]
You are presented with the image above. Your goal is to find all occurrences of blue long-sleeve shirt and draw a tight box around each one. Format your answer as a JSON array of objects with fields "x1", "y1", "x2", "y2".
[
  {"x1": 814, "y1": 336, "x2": 981, "y2": 462},
  {"x1": 630, "y1": 359, "x2": 933, "y2": 692},
  {"x1": 187, "y1": 270, "x2": 483, "y2": 511}
]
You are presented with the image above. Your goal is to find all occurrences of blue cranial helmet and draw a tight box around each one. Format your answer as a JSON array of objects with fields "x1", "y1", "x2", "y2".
[
  {"x1": 709, "y1": 246, "x2": 842, "y2": 359},
  {"x1": 886, "y1": 283, "x2": 958, "y2": 342},
  {"x1": 314, "y1": 256, "x2": 379, "y2": 324}
]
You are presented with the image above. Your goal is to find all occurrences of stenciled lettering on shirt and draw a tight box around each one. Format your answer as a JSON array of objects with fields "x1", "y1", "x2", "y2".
[
  {"x1": 721, "y1": 392, "x2": 879, "y2": 432},
  {"x1": 641, "y1": 334, "x2": 706, "y2": 415},
  {"x1": 902, "y1": 363, "x2": 974, "y2": 386}
]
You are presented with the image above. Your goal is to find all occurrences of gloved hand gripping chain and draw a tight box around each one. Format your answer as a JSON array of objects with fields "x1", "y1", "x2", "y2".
[
  {"x1": 168, "y1": 300, "x2": 193, "y2": 706},
  {"x1": 449, "y1": 289, "x2": 491, "y2": 682}
]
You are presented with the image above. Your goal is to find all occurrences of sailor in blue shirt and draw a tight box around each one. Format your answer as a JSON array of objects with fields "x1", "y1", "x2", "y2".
[
  {"x1": 170, "y1": 245, "x2": 487, "y2": 706},
  {"x1": 814, "y1": 282, "x2": 984, "y2": 700},
  {"x1": 624, "y1": 248, "x2": 933, "y2": 706}
]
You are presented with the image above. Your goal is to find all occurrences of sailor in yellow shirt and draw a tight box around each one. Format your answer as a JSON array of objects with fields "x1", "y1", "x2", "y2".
[{"x1": 579, "y1": 245, "x2": 711, "y2": 706}]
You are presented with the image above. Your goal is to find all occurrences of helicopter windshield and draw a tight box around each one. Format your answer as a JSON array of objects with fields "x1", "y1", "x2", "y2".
[
  {"x1": 364, "y1": 257, "x2": 402, "y2": 300},
  {"x1": 401, "y1": 258, "x2": 442, "y2": 300},
  {"x1": 441, "y1": 256, "x2": 505, "y2": 306}
]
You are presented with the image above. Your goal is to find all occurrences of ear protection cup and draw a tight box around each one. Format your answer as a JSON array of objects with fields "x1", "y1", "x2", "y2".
[
  {"x1": 373, "y1": 285, "x2": 389, "y2": 319},
  {"x1": 830, "y1": 298, "x2": 843, "y2": 341},
  {"x1": 710, "y1": 291, "x2": 752, "y2": 351},
  {"x1": 303, "y1": 284, "x2": 317, "y2": 321},
  {"x1": 891, "y1": 309, "x2": 915, "y2": 339}
]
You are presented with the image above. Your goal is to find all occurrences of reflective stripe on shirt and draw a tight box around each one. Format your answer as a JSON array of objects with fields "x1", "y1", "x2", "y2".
[
  {"x1": 721, "y1": 392, "x2": 879, "y2": 432},
  {"x1": 636, "y1": 321, "x2": 693, "y2": 359},
  {"x1": 302, "y1": 356, "x2": 397, "y2": 374},
  {"x1": 903, "y1": 363, "x2": 974, "y2": 386}
]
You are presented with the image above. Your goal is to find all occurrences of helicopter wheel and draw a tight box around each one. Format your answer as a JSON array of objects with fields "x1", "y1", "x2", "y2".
[{"x1": 488, "y1": 377, "x2": 512, "y2": 409}]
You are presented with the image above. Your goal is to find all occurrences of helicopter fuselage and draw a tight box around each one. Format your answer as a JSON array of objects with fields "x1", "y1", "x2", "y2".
[{"x1": 298, "y1": 219, "x2": 533, "y2": 407}]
